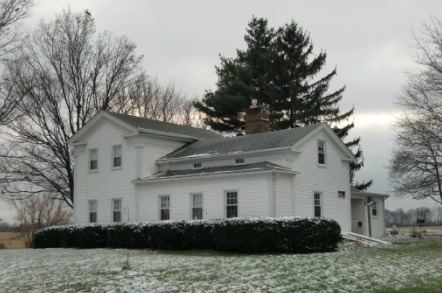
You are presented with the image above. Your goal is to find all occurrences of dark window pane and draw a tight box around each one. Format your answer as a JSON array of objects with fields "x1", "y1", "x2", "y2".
[
  {"x1": 90, "y1": 212, "x2": 97, "y2": 223},
  {"x1": 314, "y1": 206, "x2": 321, "y2": 217},
  {"x1": 90, "y1": 160, "x2": 97, "y2": 170},
  {"x1": 226, "y1": 206, "x2": 237, "y2": 218},
  {"x1": 161, "y1": 209, "x2": 170, "y2": 220},
  {"x1": 113, "y1": 211, "x2": 121, "y2": 222},
  {"x1": 192, "y1": 207, "x2": 202, "y2": 220}
]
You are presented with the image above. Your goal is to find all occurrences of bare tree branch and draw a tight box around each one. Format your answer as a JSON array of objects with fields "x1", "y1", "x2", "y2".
[{"x1": 0, "y1": 8, "x2": 143, "y2": 208}]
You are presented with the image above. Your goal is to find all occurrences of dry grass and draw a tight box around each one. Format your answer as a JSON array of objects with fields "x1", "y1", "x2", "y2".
[{"x1": 0, "y1": 232, "x2": 26, "y2": 249}]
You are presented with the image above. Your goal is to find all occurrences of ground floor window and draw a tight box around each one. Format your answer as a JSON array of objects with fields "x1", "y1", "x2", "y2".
[
  {"x1": 226, "y1": 191, "x2": 238, "y2": 218},
  {"x1": 191, "y1": 193, "x2": 203, "y2": 220},
  {"x1": 160, "y1": 196, "x2": 170, "y2": 220},
  {"x1": 89, "y1": 200, "x2": 97, "y2": 223},
  {"x1": 112, "y1": 199, "x2": 121, "y2": 222},
  {"x1": 314, "y1": 192, "x2": 322, "y2": 217}
]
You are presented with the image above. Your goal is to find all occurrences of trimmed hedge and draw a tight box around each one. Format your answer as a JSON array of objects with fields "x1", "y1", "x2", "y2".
[{"x1": 34, "y1": 217, "x2": 342, "y2": 253}]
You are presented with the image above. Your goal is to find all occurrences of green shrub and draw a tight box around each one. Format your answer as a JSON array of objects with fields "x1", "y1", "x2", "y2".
[
  {"x1": 108, "y1": 223, "x2": 143, "y2": 249},
  {"x1": 183, "y1": 221, "x2": 214, "y2": 249},
  {"x1": 33, "y1": 217, "x2": 342, "y2": 253},
  {"x1": 212, "y1": 217, "x2": 341, "y2": 253},
  {"x1": 146, "y1": 221, "x2": 190, "y2": 250},
  {"x1": 34, "y1": 226, "x2": 77, "y2": 248},
  {"x1": 75, "y1": 225, "x2": 108, "y2": 248}
]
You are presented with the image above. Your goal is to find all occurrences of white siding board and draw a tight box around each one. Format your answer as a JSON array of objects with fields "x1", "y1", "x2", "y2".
[
  {"x1": 137, "y1": 174, "x2": 270, "y2": 221},
  {"x1": 292, "y1": 131, "x2": 352, "y2": 232},
  {"x1": 275, "y1": 175, "x2": 293, "y2": 217}
]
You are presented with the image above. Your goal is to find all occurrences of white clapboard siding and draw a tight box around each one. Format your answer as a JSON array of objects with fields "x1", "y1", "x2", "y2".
[
  {"x1": 137, "y1": 173, "x2": 271, "y2": 221},
  {"x1": 73, "y1": 119, "x2": 137, "y2": 224},
  {"x1": 292, "y1": 131, "x2": 352, "y2": 232}
]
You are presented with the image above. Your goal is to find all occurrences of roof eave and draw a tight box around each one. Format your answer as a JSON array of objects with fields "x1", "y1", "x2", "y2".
[
  {"x1": 157, "y1": 146, "x2": 294, "y2": 164},
  {"x1": 68, "y1": 111, "x2": 139, "y2": 145},
  {"x1": 137, "y1": 128, "x2": 199, "y2": 142},
  {"x1": 134, "y1": 168, "x2": 299, "y2": 184}
]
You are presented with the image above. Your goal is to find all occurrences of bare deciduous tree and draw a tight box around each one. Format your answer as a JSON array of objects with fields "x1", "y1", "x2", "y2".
[
  {"x1": 0, "y1": 8, "x2": 143, "y2": 207},
  {"x1": 13, "y1": 193, "x2": 71, "y2": 247},
  {"x1": 114, "y1": 73, "x2": 203, "y2": 126},
  {"x1": 0, "y1": 0, "x2": 33, "y2": 124},
  {"x1": 390, "y1": 16, "x2": 442, "y2": 205}
]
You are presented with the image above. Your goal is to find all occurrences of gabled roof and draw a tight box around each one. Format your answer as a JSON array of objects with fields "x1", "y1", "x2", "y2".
[
  {"x1": 107, "y1": 112, "x2": 222, "y2": 140},
  {"x1": 68, "y1": 111, "x2": 222, "y2": 144},
  {"x1": 160, "y1": 123, "x2": 354, "y2": 161},
  {"x1": 136, "y1": 162, "x2": 296, "y2": 183}
]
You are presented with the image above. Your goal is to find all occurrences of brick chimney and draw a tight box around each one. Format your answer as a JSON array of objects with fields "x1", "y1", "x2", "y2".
[{"x1": 245, "y1": 99, "x2": 270, "y2": 135}]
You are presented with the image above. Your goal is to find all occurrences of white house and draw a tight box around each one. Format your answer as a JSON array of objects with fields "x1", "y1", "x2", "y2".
[{"x1": 68, "y1": 104, "x2": 387, "y2": 238}]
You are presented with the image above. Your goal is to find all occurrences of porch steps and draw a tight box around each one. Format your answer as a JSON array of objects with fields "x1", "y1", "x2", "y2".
[{"x1": 342, "y1": 232, "x2": 391, "y2": 245}]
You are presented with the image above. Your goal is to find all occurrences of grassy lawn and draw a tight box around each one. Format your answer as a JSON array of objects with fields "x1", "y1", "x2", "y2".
[{"x1": 1, "y1": 239, "x2": 442, "y2": 292}]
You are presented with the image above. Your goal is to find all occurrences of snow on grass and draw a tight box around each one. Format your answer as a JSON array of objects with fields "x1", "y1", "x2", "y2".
[{"x1": 1, "y1": 240, "x2": 442, "y2": 292}]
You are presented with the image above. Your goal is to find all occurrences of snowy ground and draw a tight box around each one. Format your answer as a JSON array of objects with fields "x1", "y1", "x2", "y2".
[{"x1": 1, "y1": 240, "x2": 442, "y2": 293}]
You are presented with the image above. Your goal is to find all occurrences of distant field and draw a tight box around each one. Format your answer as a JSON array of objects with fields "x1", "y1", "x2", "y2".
[
  {"x1": 386, "y1": 226, "x2": 442, "y2": 237},
  {"x1": 1, "y1": 240, "x2": 442, "y2": 292},
  {"x1": 0, "y1": 232, "x2": 26, "y2": 249}
]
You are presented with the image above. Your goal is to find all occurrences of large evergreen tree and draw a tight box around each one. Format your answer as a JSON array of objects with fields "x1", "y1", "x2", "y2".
[{"x1": 195, "y1": 17, "x2": 371, "y2": 190}]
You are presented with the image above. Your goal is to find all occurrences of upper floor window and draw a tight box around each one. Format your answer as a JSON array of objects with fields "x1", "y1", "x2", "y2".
[
  {"x1": 235, "y1": 158, "x2": 245, "y2": 164},
  {"x1": 191, "y1": 193, "x2": 203, "y2": 220},
  {"x1": 112, "y1": 145, "x2": 122, "y2": 168},
  {"x1": 226, "y1": 191, "x2": 238, "y2": 218},
  {"x1": 338, "y1": 191, "x2": 346, "y2": 198},
  {"x1": 89, "y1": 200, "x2": 97, "y2": 223},
  {"x1": 314, "y1": 192, "x2": 322, "y2": 217},
  {"x1": 89, "y1": 149, "x2": 98, "y2": 170},
  {"x1": 112, "y1": 198, "x2": 121, "y2": 222},
  {"x1": 318, "y1": 140, "x2": 325, "y2": 165},
  {"x1": 372, "y1": 201, "x2": 378, "y2": 217},
  {"x1": 160, "y1": 196, "x2": 170, "y2": 220},
  {"x1": 193, "y1": 163, "x2": 202, "y2": 169}
]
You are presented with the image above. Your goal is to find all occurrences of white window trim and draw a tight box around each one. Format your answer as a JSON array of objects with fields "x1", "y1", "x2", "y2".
[
  {"x1": 89, "y1": 148, "x2": 98, "y2": 172},
  {"x1": 190, "y1": 193, "x2": 203, "y2": 220},
  {"x1": 112, "y1": 198, "x2": 122, "y2": 223},
  {"x1": 112, "y1": 145, "x2": 122, "y2": 169},
  {"x1": 235, "y1": 158, "x2": 245, "y2": 164},
  {"x1": 159, "y1": 195, "x2": 170, "y2": 221},
  {"x1": 313, "y1": 192, "x2": 322, "y2": 217},
  {"x1": 317, "y1": 140, "x2": 326, "y2": 166},
  {"x1": 193, "y1": 162, "x2": 202, "y2": 169},
  {"x1": 89, "y1": 200, "x2": 97, "y2": 223},
  {"x1": 225, "y1": 190, "x2": 238, "y2": 218},
  {"x1": 371, "y1": 201, "x2": 378, "y2": 217}
]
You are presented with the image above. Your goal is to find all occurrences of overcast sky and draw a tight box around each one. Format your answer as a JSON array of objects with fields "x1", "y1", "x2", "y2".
[{"x1": 1, "y1": 0, "x2": 441, "y2": 223}]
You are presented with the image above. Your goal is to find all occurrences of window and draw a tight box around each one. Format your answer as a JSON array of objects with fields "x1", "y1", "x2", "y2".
[
  {"x1": 112, "y1": 199, "x2": 121, "y2": 222},
  {"x1": 89, "y1": 200, "x2": 97, "y2": 223},
  {"x1": 160, "y1": 196, "x2": 170, "y2": 220},
  {"x1": 235, "y1": 158, "x2": 245, "y2": 164},
  {"x1": 314, "y1": 192, "x2": 322, "y2": 217},
  {"x1": 318, "y1": 140, "x2": 325, "y2": 165},
  {"x1": 89, "y1": 149, "x2": 98, "y2": 170},
  {"x1": 226, "y1": 191, "x2": 238, "y2": 218},
  {"x1": 191, "y1": 193, "x2": 203, "y2": 220},
  {"x1": 372, "y1": 201, "x2": 377, "y2": 216},
  {"x1": 338, "y1": 191, "x2": 346, "y2": 198},
  {"x1": 193, "y1": 163, "x2": 202, "y2": 169},
  {"x1": 112, "y1": 145, "x2": 122, "y2": 168}
]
